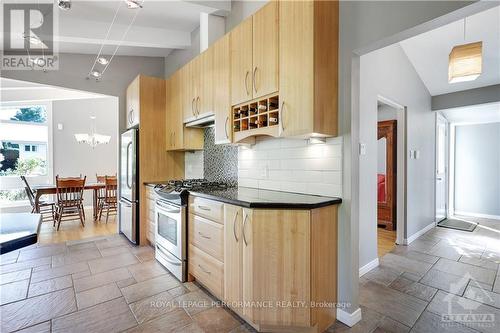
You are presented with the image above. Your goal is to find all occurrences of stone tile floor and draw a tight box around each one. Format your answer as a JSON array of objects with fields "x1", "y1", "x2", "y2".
[{"x1": 0, "y1": 215, "x2": 499, "y2": 332}]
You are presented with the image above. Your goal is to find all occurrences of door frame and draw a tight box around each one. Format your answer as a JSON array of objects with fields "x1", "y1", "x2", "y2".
[
  {"x1": 377, "y1": 96, "x2": 406, "y2": 245},
  {"x1": 435, "y1": 112, "x2": 449, "y2": 223}
]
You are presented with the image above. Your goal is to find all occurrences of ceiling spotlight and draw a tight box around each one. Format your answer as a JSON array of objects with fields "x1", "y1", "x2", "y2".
[
  {"x1": 97, "y1": 57, "x2": 109, "y2": 65},
  {"x1": 29, "y1": 57, "x2": 45, "y2": 66},
  {"x1": 124, "y1": 0, "x2": 143, "y2": 9},
  {"x1": 58, "y1": 0, "x2": 71, "y2": 11},
  {"x1": 90, "y1": 70, "x2": 102, "y2": 79}
]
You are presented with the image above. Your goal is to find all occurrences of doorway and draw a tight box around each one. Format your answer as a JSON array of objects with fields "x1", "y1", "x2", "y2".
[{"x1": 435, "y1": 113, "x2": 448, "y2": 223}]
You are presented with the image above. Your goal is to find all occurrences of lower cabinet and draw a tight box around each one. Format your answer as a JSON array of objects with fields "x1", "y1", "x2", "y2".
[
  {"x1": 144, "y1": 186, "x2": 156, "y2": 244},
  {"x1": 189, "y1": 196, "x2": 338, "y2": 332}
]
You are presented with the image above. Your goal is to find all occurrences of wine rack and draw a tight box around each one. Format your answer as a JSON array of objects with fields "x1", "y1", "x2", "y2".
[{"x1": 232, "y1": 93, "x2": 280, "y2": 142}]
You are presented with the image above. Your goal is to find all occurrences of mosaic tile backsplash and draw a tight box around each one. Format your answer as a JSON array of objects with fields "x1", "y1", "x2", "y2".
[{"x1": 202, "y1": 127, "x2": 238, "y2": 185}]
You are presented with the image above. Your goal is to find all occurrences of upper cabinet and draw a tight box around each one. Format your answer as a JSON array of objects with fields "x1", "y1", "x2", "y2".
[
  {"x1": 213, "y1": 35, "x2": 232, "y2": 144},
  {"x1": 230, "y1": 2, "x2": 279, "y2": 106},
  {"x1": 279, "y1": 0, "x2": 339, "y2": 138},
  {"x1": 126, "y1": 76, "x2": 140, "y2": 129}
]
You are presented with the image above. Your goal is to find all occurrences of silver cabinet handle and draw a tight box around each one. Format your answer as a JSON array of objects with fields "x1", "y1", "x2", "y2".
[
  {"x1": 280, "y1": 101, "x2": 285, "y2": 132},
  {"x1": 198, "y1": 264, "x2": 211, "y2": 274},
  {"x1": 253, "y1": 66, "x2": 257, "y2": 93},
  {"x1": 232, "y1": 210, "x2": 239, "y2": 242},
  {"x1": 126, "y1": 142, "x2": 132, "y2": 189},
  {"x1": 197, "y1": 205, "x2": 211, "y2": 211},
  {"x1": 198, "y1": 231, "x2": 211, "y2": 239},
  {"x1": 242, "y1": 211, "x2": 248, "y2": 246},
  {"x1": 196, "y1": 96, "x2": 200, "y2": 115},
  {"x1": 128, "y1": 109, "x2": 134, "y2": 124},
  {"x1": 225, "y1": 116, "x2": 229, "y2": 139},
  {"x1": 191, "y1": 98, "x2": 196, "y2": 116},
  {"x1": 244, "y1": 70, "x2": 250, "y2": 96}
]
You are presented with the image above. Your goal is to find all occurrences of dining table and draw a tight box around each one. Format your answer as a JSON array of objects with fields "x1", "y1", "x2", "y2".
[{"x1": 32, "y1": 183, "x2": 106, "y2": 222}]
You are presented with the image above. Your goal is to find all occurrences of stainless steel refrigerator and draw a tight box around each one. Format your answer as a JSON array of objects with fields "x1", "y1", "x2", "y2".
[{"x1": 119, "y1": 128, "x2": 139, "y2": 244}]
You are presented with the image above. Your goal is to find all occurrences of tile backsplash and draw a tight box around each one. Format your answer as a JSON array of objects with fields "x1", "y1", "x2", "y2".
[{"x1": 238, "y1": 136, "x2": 343, "y2": 197}]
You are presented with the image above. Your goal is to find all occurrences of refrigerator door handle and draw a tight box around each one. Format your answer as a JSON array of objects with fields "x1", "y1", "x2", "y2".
[{"x1": 126, "y1": 142, "x2": 132, "y2": 189}]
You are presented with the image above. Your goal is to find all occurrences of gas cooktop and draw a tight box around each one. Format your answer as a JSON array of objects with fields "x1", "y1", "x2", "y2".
[{"x1": 154, "y1": 179, "x2": 229, "y2": 206}]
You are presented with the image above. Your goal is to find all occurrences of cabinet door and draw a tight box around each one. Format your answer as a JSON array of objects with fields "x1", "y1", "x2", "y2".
[
  {"x1": 244, "y1": 209, "x2": 312, "y2": 327},
  {"x1": 181, "y1": 62, "x2": 196, "y2": 121},
  {"x1": 165, "y1": 77, "x2": 174, "y2": 150},
  {"x1": 199, "y1": 49, "x2": 214, "y2": 116},
  {"x1": 230, "y1": 16, "x2": 253, "y2": 105},
  {"x1": 126, "y1": 76, "x2": 140, "y2": 129},
  {"x1": 224, "y1": 204, "x2": 243, "y2": 315},
  {"x1": 279, "y1": 0, "x2": 314, "y2": 137},
  {"x1": 172, "y1": 72, "x2": 184, "y2": 149},
  {"x1": 252, "y1": 1, "x2": 279, "y2": 99},
  {"x1": 213, "y1": 35, "x2": 231, "y2": 144},
  {"x1": 191, "y1": 56, "x2": 201, "y2": 118}
]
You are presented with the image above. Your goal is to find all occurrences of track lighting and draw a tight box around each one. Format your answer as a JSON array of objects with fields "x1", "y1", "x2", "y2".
[
  {"x1": 90, "y1": 70, "x2": 102, "y2": 79},
  {"x1": 124, "y1": 0, "x2": 143, "y2": 9},
  {"x1": 58, "y1": 0, "x2": 71, "y2": 11},
  {"x1": 97, "y1": 57, "x2": 109, "y2": 65}
]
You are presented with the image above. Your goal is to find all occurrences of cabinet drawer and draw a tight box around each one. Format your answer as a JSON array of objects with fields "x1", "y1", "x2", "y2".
[
  {"x1": 188, "y1": 244, "x2": 224, "y2": 299},
  {"x1": 188, "y1": 214, "x2": 224, "y2": 262},
  {"x1": 189, "y1": 196, "x2": 224, "y2": 223}
]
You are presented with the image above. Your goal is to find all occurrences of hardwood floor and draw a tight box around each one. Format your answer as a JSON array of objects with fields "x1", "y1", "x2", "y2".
[
  {"x1": 377, "y1": 227, "x2": 396, "y2": 258},
  {"x1": 38, "y1": 209, "x2": 118, "y2": 245}
]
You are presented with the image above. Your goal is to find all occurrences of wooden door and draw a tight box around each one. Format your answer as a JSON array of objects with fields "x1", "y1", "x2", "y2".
[
  {"x1": 171, "y1": 72, "x2": 184, "y2": 150},
  {"x1": 165, "y1": 77, "x2": 174, "y2": 150},
  {"x1": 126, "y1": 76, "x2": 140, "y2": 129},
  {"x1": 377, "y1": 120, "x2": 397, "y2": 230},
  {"x1": 224, "y1": 204, "x2": 243, "y2": 316},
  {"x1": 245, "y1": 209, "x2": 311, "y2": 327},
  {"x1": 279, "y1": 0, "x2": 314, "y2": 137},
  {"x1": 213, "y1": 35, "x2": 231, "y2": 144},
  {"x1": 191, "y1": 56, "x2": 201, "y2": 118},
  {"x1": 252, "y1": 1, "x2": 279, "y2": 99},
  {"x1": 230, "y1": 17, "x2": 253, "y2": 105},
  {"x1": 241, "y1": 208, "x2": 254, "y2": 321}
]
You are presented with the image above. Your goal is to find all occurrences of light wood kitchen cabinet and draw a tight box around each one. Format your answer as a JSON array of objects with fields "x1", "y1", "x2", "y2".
[
  {"x1": 230, "y1": 16, "x2": 253, "y2": 105},
  {"x1": 180, "y1": 62, "x2": 196, "y2": 121},
  {"x1": 279, "y1": 0, "x2": 338, "y2": 138},
  {"x1": 213, "y1": 35, "x2": 232, "y2": 144},
  {"x1": 223, "y1": 204, "x2": 243, "y2": 315},
  {"x1": 166, "y1": 71, "x2": 204, "y2": 151},
  {"x1": 126, "y1": 76, "x2": 140, "y2": 129},
  {"x1": 252, "y1": 1, "x2": 279, "y2": 99},
  {"x1": 199, "y1": 49, "x2": 214, "y2": 116},
  {"x1": 144, "y1": 186, "x2": 156, "y2": 244},
  {"x1": 230, "y1": 2, "x2": 279, "y2": 106}
]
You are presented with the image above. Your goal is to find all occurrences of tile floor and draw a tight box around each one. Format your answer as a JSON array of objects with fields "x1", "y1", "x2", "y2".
[{"x1": 0, "y1": 215, "x2": 499, "y2": 332}]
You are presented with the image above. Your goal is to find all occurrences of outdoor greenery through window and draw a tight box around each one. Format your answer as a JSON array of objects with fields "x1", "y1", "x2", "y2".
[{"x1": 0, "y1": 105, "x2": 50, "y2": 205}]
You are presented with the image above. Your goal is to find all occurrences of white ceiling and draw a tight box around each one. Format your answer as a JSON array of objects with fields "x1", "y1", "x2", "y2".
[
  {"x1": 0, "y1": 78, "x2": 107, "y2": 103},
  {"x1": 0, "y1": 0, "x2": 231, "y2": 57},
  {"x1": 441, "y1": 102, "x2": 500, "y2": 124},
  {"x1": 400, "y1": 6, "x2": 500, "y2": 96}
]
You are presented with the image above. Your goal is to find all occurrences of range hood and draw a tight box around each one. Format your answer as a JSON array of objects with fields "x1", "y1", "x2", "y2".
[{"x1": 184, "y1": 112, "x2": 215, "y2": 128}]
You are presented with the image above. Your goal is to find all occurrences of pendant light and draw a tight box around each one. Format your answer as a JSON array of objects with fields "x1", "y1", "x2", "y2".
[{"x1": 448, "y1": 17, "x2": 482, "y2": 83}]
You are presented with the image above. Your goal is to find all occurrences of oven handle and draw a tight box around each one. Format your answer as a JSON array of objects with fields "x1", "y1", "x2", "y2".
[
  {"x1": 156, "y1": 244, "x2": 181, "y2": 266},
  {"x1": 156, "y1": 201, "x2": 180, "y2": 213}
]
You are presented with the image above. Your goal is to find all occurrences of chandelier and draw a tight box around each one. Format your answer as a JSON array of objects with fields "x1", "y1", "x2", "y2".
[{"x1": 74, "y1": 116, "x2": 111, "y2": 148}]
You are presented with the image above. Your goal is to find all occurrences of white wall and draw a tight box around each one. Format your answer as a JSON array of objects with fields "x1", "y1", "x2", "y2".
[
  {"x1": 359, "y1": 43, "x2": 435, "y2": 268},
  {"x1": 454, "y1": 122, "x2": 500, "y2": 217},
  {"x1": 52, "y1": 97, "x2": 119, "y2": 205},
  {"x1": 238, "y1": 137, "x2": 343, "y2": 197}
]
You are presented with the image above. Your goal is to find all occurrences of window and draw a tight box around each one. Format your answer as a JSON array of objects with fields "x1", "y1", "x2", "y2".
[{"x1": 0, "y1": 104, "x2": 52, "y2": 207}]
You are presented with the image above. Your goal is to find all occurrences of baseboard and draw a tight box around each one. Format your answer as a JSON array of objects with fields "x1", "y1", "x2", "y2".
[
  {"x1": 359, "y1": 258, "x2": 379, "y2": 277},
  {"x1": 337, "y1": 307, "x2": 362, "y2": 327},
  {"x1": 454, "y1": 211, "x2": 500, "y2": 220},
  {"x1": 405, "y1": 221, "x2": 435, "y2": 244}
]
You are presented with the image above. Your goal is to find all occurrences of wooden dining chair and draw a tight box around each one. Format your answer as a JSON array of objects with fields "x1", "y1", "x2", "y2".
[
  {"x1": 96, "y1": 174, "x2": 107, "y2": 217},
  {"x1": 98, "y1": 176, "x2": 117, "y2": 223},
  {"x1": 20, "y1": 176, "x2": 55, "y2": 223},
  {"x1": 54, "y1": 175, "x2": 86, "y2": 230}
]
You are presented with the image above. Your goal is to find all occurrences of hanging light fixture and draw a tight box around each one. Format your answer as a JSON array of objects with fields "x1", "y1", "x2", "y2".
[
  {"x1": 448, "y1": 18, "x2": 482, "y2": 83},
  {"x1": 58, "y1": 0, "x2": 71, "y2": 11},
  {"x1": 74, "y1": 116, "x2": 111, "y2": 148}
]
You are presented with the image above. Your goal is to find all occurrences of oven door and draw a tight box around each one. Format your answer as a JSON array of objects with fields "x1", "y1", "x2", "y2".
[{"x1": 155, "y1": 200, "x2": 186, "y2": 260}]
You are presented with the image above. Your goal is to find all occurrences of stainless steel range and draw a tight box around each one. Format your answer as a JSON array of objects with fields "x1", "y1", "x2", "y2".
[{"x1": 153, "y1": 179, "x2": 228, "y2": 282}]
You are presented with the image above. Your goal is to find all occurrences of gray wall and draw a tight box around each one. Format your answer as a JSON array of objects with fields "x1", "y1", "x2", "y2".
[
  {"x1": 52, "y1": 97, "x2": 119, "y2": 206},
  {"x1": 359, "y1": 43, "x2": 435, "y2": 268},
  {"x1": 432, "y1": 84, "x2": 500, "y2": 110},
  {"x1": 1, "y1": 53, "x2": 165, "y2": 133},
  {"x1": 164, "y1": 27, "x2": 200, "y2": 78},
  {"x1": 454, "y1": 122, "x2": 500, "y2": 217}
]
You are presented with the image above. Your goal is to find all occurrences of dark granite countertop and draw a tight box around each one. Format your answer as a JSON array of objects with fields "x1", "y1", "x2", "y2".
[
  {"x1": 189, "y1": 186, "x2": 342, "y2": 209},
  {"x1": 144, "y1": 181, "x2": 169, "y2": 187}
]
